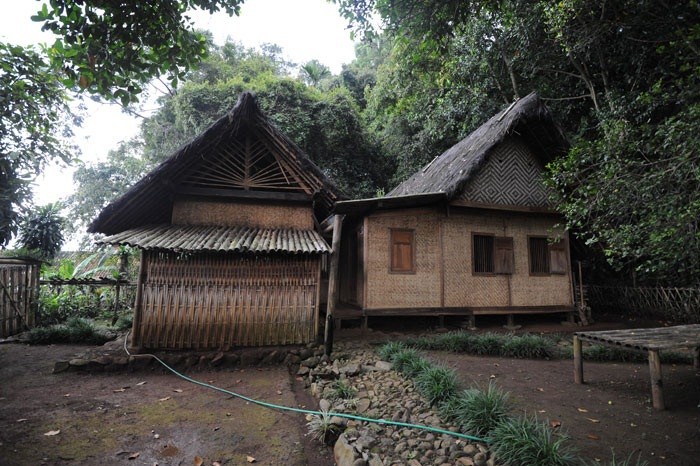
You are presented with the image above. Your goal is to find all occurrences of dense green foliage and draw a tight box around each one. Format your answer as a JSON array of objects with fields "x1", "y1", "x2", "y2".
[
  {"x1": 33, "y1": 0, "x2": 244, "y2": 105},
  {"x1": 0, "y1": 42, "x2": 73, "y2": 246}
]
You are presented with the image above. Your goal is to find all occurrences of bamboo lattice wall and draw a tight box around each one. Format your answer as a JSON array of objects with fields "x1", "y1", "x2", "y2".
[
  {"x1": 0, "y1": 260, "x2": 39, "y2": 338},
  {"x1": 587, "y1": 285, "x2": 700, "y2": 324},
  {"x1": 135, "y1": 251, "x2": 321, "y2": 349}
]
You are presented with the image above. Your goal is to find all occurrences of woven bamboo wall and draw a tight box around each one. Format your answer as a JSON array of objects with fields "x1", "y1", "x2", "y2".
[
  {"x1": 172, "y1": 199, "x2": 314, "y2": 230},
  {"x1": 364, "y1": 209, "x2": 442, "y2": 309},
  {"x1": 362, "y1": 209, "x2": 572, "y2": 310},
  {"x1": 443, "y1": 212, "x2": 571, "y2": 307},
  {"x1": 135, "y1": 251, "x2": 320, "y2": 349}
]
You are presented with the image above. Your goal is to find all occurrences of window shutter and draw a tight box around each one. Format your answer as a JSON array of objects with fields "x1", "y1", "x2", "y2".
[
  {"x1": 549, "y1": 240, "x2": 568, "y2": 274},
  {"x1": 390, "y1": 229, "x2": 415, "y2": 272},
  {"x1": 494, "y1": 237, "x2": 514, "y2": 274}
]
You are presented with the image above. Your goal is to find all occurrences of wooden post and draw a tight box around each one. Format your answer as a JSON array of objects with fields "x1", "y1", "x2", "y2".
[
  {"x1": 694, "y1": 346, "x2": 700, "y2": 370},
  {"x1": 648, "y1": 350, "x2": 664, "y2": 410},
  {"x1": 573, "y1": 335, "x2": 583, "y2": 384},
  {"x1": 130, "y1": 250, "x2": 147, "y2": 352},
  {"x1": 324, "y1": 214, "x2": 344, "y2": 356}
]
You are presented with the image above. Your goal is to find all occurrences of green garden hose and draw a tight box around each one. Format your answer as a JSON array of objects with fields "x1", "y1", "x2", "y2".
[{"x1": 123, "y1": 332, "x2": 488, "y2": 444}]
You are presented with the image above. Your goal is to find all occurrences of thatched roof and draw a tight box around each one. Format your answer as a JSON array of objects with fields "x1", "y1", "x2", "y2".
[
  {"x1": 89, "y1": 92, "x2": 345, "y2": 236},
  {"x1": 389, "y1": 92, "x2": 568, "y2": 199}
]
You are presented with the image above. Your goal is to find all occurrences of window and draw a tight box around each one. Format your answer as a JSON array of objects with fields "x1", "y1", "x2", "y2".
[
  {"x1": 549, "y1": 239, "x2": 567, "y2": 274},
  {"x1": 473, "y1": 234, "x2": 514, "y2": 275},
  {"x1": 529, "y1": 236, "x2": 568, "y2": 275},
  {"x1": 529, "y1": 236, "x2": 550, "y2": 274},
  {"x1": 473, "y1": 234, "x2": 494, "y2": 273},
  {"x1": 390, "y1": 229, "x2": 415, "y2": 273}
]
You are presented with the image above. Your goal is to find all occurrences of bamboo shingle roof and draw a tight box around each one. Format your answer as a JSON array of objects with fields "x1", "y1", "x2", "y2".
[
  {"x1": 88, "y1": 92, "x2": 344, "y2": 236},
  {"x1": 97, "y1": 224, "x2": 330, "y2": 254},
  {"x1": 389, "y1": 92, "x2": 568, "y2": 200}
]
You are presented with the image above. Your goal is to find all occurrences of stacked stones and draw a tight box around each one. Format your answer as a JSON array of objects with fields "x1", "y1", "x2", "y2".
[{"x1": 297, "y1": 342, "x2": 495, "y2": 466}]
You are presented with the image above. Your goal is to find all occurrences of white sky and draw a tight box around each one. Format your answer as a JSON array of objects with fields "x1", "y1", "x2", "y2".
[{"x1": 0, "y1": 0, "x2": 357, "y2": 236}]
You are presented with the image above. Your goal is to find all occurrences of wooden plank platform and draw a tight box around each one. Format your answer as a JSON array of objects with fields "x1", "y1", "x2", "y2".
[{"x1": 573, "y1": 324, "x2": 700, "y2": 410}]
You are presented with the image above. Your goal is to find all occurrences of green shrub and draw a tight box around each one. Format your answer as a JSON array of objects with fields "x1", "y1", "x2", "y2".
[
  {"x1": 115, "y1": 313, "x2": 133, "y2": 331},
  {"x1": 414, "y1": 364, "x2": 458, "y2": 405},
  {"x1": 442, "y1": 382, "x2": 511, "y2": 437},
  {"x1": 490, "y1": 415, "x2": 578, "y2": 466},
  {"x1": 27, "y1": 317, "x2": 114, "y2": 345}
]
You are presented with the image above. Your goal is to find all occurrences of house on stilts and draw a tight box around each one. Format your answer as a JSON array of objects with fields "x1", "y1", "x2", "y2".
[
  {"x1": 330, "y1": 92, "x2": 575, "y2": 329},
  {"x1": 89, "y1": 92, "x2": 343, "y2": 350}
]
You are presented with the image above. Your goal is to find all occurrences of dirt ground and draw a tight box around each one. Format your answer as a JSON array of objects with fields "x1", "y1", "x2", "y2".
[
  {"x1": 1, "y1": 313, "x2": 699, "y2": 466},
  {"x1": 0, "y1": 343, "x2": 333, "y2": 466}
]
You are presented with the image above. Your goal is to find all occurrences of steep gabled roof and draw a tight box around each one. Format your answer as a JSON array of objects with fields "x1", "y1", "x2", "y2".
[
  {"x1": 388, "y1": 92, "x2": 568, "y2": 200},
  {"x1": 89, "y1": 92, "x2": 344, "y2": 235}
]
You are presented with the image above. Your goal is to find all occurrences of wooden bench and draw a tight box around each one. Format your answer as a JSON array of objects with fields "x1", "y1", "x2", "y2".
[{"x1": 573, "y1": 324, "x2": 700, "y2": 410}]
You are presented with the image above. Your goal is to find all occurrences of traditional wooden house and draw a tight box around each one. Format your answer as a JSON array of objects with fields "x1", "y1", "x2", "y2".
[
  {"x1": 331, "y1": 92, "x2": 574, "y2": 328},
  {"x1": 89, "y1": 92, "x2": 343, "y2": 350}
]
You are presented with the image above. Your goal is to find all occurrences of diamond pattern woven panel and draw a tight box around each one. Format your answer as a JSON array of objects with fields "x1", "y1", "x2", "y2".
[{"x1": 459, "y1": 137, "x2": 553, "y2": 208}]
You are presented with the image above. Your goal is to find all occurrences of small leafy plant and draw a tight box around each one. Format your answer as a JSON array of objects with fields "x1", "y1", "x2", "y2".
[{"x1": 306, "y1": 410, "x2": 341, "y2": 445}]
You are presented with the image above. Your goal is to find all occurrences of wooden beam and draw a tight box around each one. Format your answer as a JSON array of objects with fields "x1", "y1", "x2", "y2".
[
  {"x1": 177, "y1": 187, "x2": 310, "y2": 202},
  {"x1": 324, "y1": 214, "x2": 344, "y2": 354},
  {"x1": 449, "y1": 199, "x2": 561, "y2": 215}
]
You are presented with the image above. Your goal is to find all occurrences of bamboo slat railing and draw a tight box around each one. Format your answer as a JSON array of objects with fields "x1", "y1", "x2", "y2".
[{"x1": 586, "y1": 285, "x2": 700, "y2": 323}]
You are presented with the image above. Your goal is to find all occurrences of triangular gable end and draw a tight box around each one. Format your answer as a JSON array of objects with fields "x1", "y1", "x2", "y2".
[
  {"x1": 180, "y1": 128, "x2": 311, "y2": 196},
  {"x1": 458, "y1": 136, "x2": 554, "y2": 209}
]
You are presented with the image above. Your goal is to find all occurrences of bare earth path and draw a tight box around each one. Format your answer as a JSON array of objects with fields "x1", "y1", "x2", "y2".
[{"x1": 0, "y1": 343, "x2": 332, "y2": 466}]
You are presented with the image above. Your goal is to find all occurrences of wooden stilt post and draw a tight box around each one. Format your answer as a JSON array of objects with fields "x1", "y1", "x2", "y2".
[
  {"x1": 324, "y1": 214, "x2": 344, "y2": 356},
  {"x1": 694, "y1": 346, "x2": 699, "y2": 370},
  {"x1": 648, "y1": 350, "x2": 664, "y2": 410},
  {"x1": 573, "y1": 334, "x2": 583, "y2": 384}
]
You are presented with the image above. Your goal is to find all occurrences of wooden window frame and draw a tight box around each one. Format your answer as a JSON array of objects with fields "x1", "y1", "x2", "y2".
[
  {"x1": 472, "y1": 233, "x2": 514, "y2": 276},
  {"x1": 389, "y1": 228, "x2": 416, "y2": 274}
]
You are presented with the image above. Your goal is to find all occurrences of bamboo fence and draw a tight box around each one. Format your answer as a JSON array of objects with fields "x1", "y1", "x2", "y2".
[
  {"x1": 0, "y1": 259, "x2": 40, "y2": 338},
  {"x1": 136, "y1": 251, "x2": 320, "y2": 349},
  {"x1": 586, "y1": 285, "x2": 700, "y2": 323}
]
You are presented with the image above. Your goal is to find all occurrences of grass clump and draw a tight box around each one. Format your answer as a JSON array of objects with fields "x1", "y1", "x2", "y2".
[
  {"x1": 440, "y1": 382, "x2": 511, "y2": 437},
  {"x1": 377, "y1": 341, "x2": 407, "y2": 361},
  {"x1": 414, "y1": 363, "x2": 458, "y2": 405},
  {"x1": 502, "y1": 333, "x2": 556, "y2": 359},
  {"x1": 490, "y1": 415, "x2": 578, "y2": 466},
  {"x1": 391, "y1": 347, "x2": 422, "y2": 373},
  {"x1": 329, "y1": 380, "x2": 356, "y2": 400},
  {"x1": 306, "y1": 410, "x2": 340, "y2": 445},
  {"x1": 583, "y1": 451, "x2": 648, "y2": 466},
  {"x1": 27, "y1": 317, "x2": 113, "y2": 345}
]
